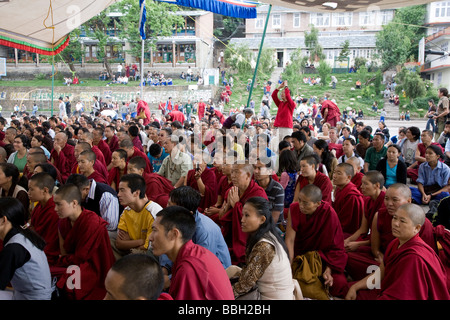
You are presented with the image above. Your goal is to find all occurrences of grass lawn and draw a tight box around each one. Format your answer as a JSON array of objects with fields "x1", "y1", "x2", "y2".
[{"x1": 223, "y1": 72, "x2": 384, "y2": 118}]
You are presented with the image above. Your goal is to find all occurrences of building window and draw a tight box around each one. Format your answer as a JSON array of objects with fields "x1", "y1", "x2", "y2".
[
  {"x1": 332, "y1": 12, "x2": 352, "y2": 26},
  {"x1": 435, "y1": 1, "x2": 450, "y2": 18},
  {"x1": 438, "y1": 72, "x2": 443, "y2": 86},
  {"x1": 441, "y1": 41, "x2": 449, "y2": 61},
  {"x1": 310, "y1": 13, "x2": 330, "y2": 27},
  {"x1": 378, "y1": 10, "x2": 394, "y2": 25},
  {"x1": 272, "y1": 14, "x2": 281, "y2": 28},
  {"x1": 293, "y1": 13, "x2": 301, "y2": 28},
  {"x1": 359, "y1": 11, "x2": 375, "y2": 26},
  {"x1": 255, "y1": 16, "x2": 264, "y2": 29}
]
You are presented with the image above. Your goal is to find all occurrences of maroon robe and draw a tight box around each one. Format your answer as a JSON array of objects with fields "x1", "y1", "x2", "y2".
[
  {"x1": 96, "y1": 139, "x2": 112, "y2": 166},
  {"x1": 136, "y1": 100, "x2": 151, "y2": 126},
  {"x1": 362, "y1": 191, "x2": 386, "y2": 240},
  {"x1": 289, "y1": 201, "x2": 349, "y2": 298},
  {"x1": 221, "y1": 180, "x2": 268, "y2": 265},
  {"x1": 144, "y1": 172, "x2": 174, "y2": 208},
  {"x1": 107, "y1": 135, "x2": 119, "y2": 154},
  {"x1": 328, "y1": 142, "x2": 343, "y2": 159},
  {"x1": 30, "y1": 196, "x2": 60, "y2": 266},
  {"x1": 351, "y1": 172, "x2": 364, "y2": 192},
  {"x1": 51, "y1": 143, "x2": 77, "y2": 183},
  {"x1": 169, "y1": 240, "x2": 234, "y2": 300},
  {"x1": 169, "y1": 110, "x2": 185, "y2": 124},
  {"x1": 321, "y1": 100, "x2": 341, "y2": 127},
  {"x1": 55, "y1": 209, "x2": 115, "y2": 300},
  {"x1": 377, "y1": 234, "x2": 449, "y2": 300},
  {"x1": 132, "y1": 136, "x2": 144, "y2": 153},
  {"x1": 107, "y1": 167, "x2": 123, "y2": 192},
  {"x1": 127, "y1": 147, "x2": 152, "y2": 174},
  {"x1": 333, "y1": 182, "x2": 364, "y2": 237},
  {"x1": 72, "y1": 161, "x2": 108, "y2": 183},
  {"x1": 296, "y1": 171, "x2": 333, "y2": 204},
  {"x1": 346, "y1": 207, "x2": 439, "y2": 282},
  {"x1": 87, "y1": 170, "x2": 108, "y2": 184},
  {"x1": 433, "y1": 225, "x2": 450, "y2": 294},
  {"x1": 186, "y1": 167, "x2": 217, "y2": 213}
]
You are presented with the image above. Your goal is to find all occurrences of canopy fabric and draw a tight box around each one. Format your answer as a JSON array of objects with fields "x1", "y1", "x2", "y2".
[
  {"x1": 261, "y1": 0, "x2": 437, "y2": 13},
  {"x1": 0, "y1": 0, "x2": 119, "y2": 55},
  {"x1": 160, "y1": 0, "x2": 258, "y2": 18}
]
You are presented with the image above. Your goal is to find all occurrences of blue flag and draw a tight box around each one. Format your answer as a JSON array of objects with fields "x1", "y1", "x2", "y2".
[{"x1": 139, "y1": 0, "x2": 146, "y2": 40}]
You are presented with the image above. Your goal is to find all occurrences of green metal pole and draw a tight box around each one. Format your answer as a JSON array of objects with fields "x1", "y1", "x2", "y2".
[
  {"x1": 246, "y1": 4, "x2": 272, "y2": 108},
  {"x1": 51, "y1": 55, "x2": 54, "y2": 117}
]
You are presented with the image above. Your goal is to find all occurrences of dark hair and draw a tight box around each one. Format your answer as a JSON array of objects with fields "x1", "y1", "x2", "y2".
[
  {"x1": 168, "y1": 186, "x2": 201, "y2": 214},
  {"x1": 313, "y1": 139, "x2": 334, "y2": 173},
  {"x1": 54, "y1": 183, "x2": 82, "y2": 206},
  {"x1": 387, "y1": 144, "x2": 401, "y2": 153},
  {"x1": 358, "y1": 129, "x2": 371, "y2": 140},
  {"x1": 120, "y1": 174, "x2": 146, "y2": 199},
  {"x1": 439, "y1": 87, "x2": 448, "y2": 97},
  {"x1": 14, "y1": 134, "x2": 30, "y2": 149},
  {"x1": 427, "y1": 144, "x2": 444, "y2": 159},
  {"x1": 0, "y1": 163, "x2": 20, "y2": 186},
  {"x1": 128, "y1": 125, "x2": 139, "y2": 138},
  {"x1": 244, "y1": 197, "x2": 289, "y2": 257},
  {"x1": 110, "y1": 253, "x2": 164, "y2": 300},
  {"x1": 0, "y1": 197, "x2": 46, "y2": 250},
  {"x1": 34, "y1": 163, "x2": 58, "y2": 183},
  {"x1": 156, "y1": 206, "x2": 196, "y2": 243},
  {"x1": 113, "y1": 148, "x2": 128, "y2": 160},
  {"x1": 29, "y1": 172, "x2": 55, "y2": 193},
  {"x1": 291, "y1": 130, "x2": 307, "y2": 143},
  {"x1": 279, "y1": 149, "x2": 299, "y2": 173},
  {"x1": 66, "y1": 173, "x2": 90, "y2": 189},
  {"x1": 407, "y1": 126, "x2": 421, "y2": 141},
  {"x1": 128, "y1": 156, "x2": 147, "y2": 172},
  {"x1": 149, "y1": 143, "x2": 162, "y2": 158}
]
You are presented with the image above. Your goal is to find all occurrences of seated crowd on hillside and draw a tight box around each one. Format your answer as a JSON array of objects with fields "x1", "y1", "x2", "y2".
[{"x1": 0, "y1": 86, "x2": 450, "y2": 301}]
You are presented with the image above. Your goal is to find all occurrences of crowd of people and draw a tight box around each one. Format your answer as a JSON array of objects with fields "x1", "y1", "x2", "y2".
[{"x1": 0, "y1": 83, "x2": 450, "y2": 302}]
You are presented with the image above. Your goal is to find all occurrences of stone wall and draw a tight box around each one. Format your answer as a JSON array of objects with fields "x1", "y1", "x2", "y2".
[{"x1": 0, "y1": 84, "x2": 217, "y2": 115}]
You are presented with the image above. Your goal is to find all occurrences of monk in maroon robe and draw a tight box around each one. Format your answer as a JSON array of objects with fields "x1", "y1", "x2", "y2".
[
  {"x1": 220, "y1": 164, "x2": 268, "y2": 265},
  {"x1": 95, "y1": 138, "x2": 112, "y2": 166},
  {"x1": 149, "y1": 207, "x2": 234, "y2": 300},
  {"x1": 344, "y1": 172, "x2": 386, "y2": 253},
  {"x1": 332, "y1": 163, "x2": 364, "y2": 237},
  {"x1": 144, "y1": 172, "x2": 174, "y2": 208},
  {"x1": 294, "y1": 155, "x2": 333, "y2": 205},
  {"x1": 320, "y1": 98, "x2": 341, "y2": 127},
  {"x1": 105, "y1": 128, "x2": 119, "y2": 154},
  {"x1": 136, "y1": 97, "x2": 152, "y2": 126},
  {"x1": 286, "y1": 184, "x2": 349, "y2": 298},
  {"x1": 29, "y1": 173, "x2": 60, "y2": 266},
  {"x1": 51, "y1": 132, "x2": 77, "y2": 182},
  {"x1": 185, "y1": 165, "x2": 217, "y2": 213},
  {"x1": 53, "y1": 185, "x2": 115, "y2": 300},
  {"x1": 346, "y1": 203, "x2": 449, "y2": 300},
  {"x1": 346, "y1": 183, "x2": 438, "y2": 282}
]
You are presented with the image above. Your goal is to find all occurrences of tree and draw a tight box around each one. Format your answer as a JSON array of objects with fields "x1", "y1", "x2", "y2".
[
  {"x1": 375, "y1": 5, "x2": 426, "y2": 71},
  {"x1": 376, "y1": 23, "x2": 411, "y2": 71},
  {"x1": 317, "y1": 61, "x2": 332, "y2": 87},
  {"x1": 224, "y1": 43, "x2": 252, "y2": 76},
  {"x1": 337, "y1": 40, "x2": 350, "y2": 62},
  {"x1": 117, "y1": 0, "x2": 184, "y2": 63},
  {"x1": 304, "y1": 24, "x2": 325, "y2": 65},
  {"x1": 282, "y1": 47, "x2": 303, "y2": 91},
  {"x1": 257, "y1": 47, "x2": 277, "y2": 82},
  {"x1": 395, "y1": 67, "x2": 426, "y2": 105},
  {"x1": 54, "y1": 29, "x2": 83, "y2": 73}
]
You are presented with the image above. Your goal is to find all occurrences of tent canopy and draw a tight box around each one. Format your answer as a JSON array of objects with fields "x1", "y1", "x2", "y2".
[
  {"x1": 0, "y1": 0, "x2": 120, "y2": 55},
  {"x1": 262, "y1": 0, "x2": 436, "y2": 12},
  {"x1": 0, "y1": 0, "x2": 438, "y2": 56}
]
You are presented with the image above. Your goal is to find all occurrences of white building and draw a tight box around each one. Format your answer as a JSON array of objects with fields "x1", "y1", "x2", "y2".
[
  {"x1": 421, "y1": 1, "x2": 450, "y2": 89},
  {"x1": 231, "y1": 5, "x2": 395, "y2": 69}
]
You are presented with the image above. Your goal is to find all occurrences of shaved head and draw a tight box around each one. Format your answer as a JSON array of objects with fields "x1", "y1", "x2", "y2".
[
  {"x1": 299, "y1": 184, "x2": 322, "y2": 203},
  {"x1": 364, "y1": 171, "x2": 385, "y2": 189},
  {"x1": 398, "y1": 203, "x2": 425, "y2": 227},
  {"x1": 336, "y1": 162, "x2": 354, "y2": 178},
  {"x1": 387, "y1": 183, "x2": 412, "y2": 200}
]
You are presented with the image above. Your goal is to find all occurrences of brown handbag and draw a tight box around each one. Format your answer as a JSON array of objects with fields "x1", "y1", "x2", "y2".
[{"x1": 291, "y1": 251, "x2": 330, "y2": 300}]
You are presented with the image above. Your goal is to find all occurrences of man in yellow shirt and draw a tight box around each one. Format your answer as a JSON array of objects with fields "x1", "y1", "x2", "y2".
[{"x1": 115, "y1": 174, "x2": 163, "y2": 259}]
